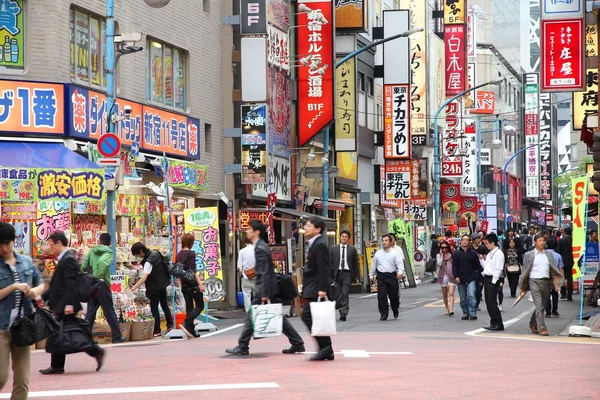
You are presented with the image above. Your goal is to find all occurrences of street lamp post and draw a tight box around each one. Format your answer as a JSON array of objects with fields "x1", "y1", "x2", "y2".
[
  {"x1": 105, "y1": 0, "x2": 117, "y2": 272},
  {"x1": 433, "y1": 78, "x2": 503, "y2": 234}
]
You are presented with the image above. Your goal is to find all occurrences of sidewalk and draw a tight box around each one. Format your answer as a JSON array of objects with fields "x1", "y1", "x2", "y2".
[{"x1": 557, "y1": 292, "x2": 600, "y2": 338}]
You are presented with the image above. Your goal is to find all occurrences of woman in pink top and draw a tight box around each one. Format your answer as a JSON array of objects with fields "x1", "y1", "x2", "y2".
[{"x1": 436, "y1": 242, "x2": 456, "y2": 316}]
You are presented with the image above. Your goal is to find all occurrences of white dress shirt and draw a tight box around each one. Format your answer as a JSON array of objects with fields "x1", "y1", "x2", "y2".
[
  {"x1": 237, "y1": 244, "x2": 256, "y2": 279},
  {"x1": 370, "y1": 248, "x2": 404, "y2": 278},
  {"x1": 481, "y1": 247, "x2": 505, "y2": 284},
  {"x1": 339, "y1": 245, "x2": 349, "y2": 270},
  {"x1": 530, "y1": 250, "x2": 550, "y2": 279}
]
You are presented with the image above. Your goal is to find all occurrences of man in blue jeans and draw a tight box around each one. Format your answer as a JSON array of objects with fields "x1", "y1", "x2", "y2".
[{"x1": 452, "y1": 235, "x2": 483, "y2": 320}]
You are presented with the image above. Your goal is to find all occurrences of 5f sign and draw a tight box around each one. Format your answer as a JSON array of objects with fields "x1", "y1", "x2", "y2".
[{"x1": 241, "y1": 0, "x2": 267, "y2": 35}]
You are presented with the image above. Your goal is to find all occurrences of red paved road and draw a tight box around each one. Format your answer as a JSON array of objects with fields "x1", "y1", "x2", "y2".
[{"x1": 2, "y1": 331, "x2": 598, "y2": 400}]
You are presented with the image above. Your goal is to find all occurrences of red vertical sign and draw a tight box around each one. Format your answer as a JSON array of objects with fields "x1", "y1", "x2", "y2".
[
  {"x1": 444, "y1": 25, "x2": 467, "y2": 97},
  {"x1": 541, "y1": 19, "x2": 585, "y2": 91}
]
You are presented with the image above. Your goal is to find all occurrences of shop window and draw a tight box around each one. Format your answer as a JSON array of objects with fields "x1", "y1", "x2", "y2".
[
  {"x1": 367, "y1": 77, "x2": 374, "y2": 96},
  {"x1": 70, "y1": 8, "x2": 108, "y2": 88},
  {"x1": 147, "y1": 38, "x2": 186, "y2": 110},
  {"x1": 205, "y1": 123, "x2": 212, "y2": 153},
  {"x1": 0, "y1": 0, "x2": 26, "y2": 73},
  {"x1": 358, "y1": 72, "x2": 365, "y2": 92}
]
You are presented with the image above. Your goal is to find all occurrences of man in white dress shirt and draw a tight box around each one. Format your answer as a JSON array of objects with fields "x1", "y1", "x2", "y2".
[
  {"x1": 481, "y1": 233, "x2": 505, "y2": 331},
  {"x1": 237, "y1": 237, "x2": 256, "y2": 312},
  {"x1": 369, "y1": 234, "x2": 405, "y2": 321}
]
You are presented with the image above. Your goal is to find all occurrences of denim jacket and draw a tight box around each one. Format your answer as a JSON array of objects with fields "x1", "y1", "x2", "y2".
[{"x1": 0, "y1": 253, "x2": 42, "y2": 331}]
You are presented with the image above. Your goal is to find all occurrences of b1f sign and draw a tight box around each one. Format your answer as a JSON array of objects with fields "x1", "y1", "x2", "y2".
[{"x1": 241, "y1": 0, "x2": 267, "y2": 35}]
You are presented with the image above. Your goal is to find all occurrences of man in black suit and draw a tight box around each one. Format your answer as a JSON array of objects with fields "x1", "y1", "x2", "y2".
[
  {"x1": 329, "y1": 230, "x2": 358, "y2": 322},
  {"x1": 302, "y1": 216, "x2": 334, "y2": 361},
  {"x1": 558, "y1": 227, "x2": 574, "y2": 301},
  {"x1": 39, "y1": 231, "x2": 105, "y2": 375},
  {"x1": 226, "y1": 220, "x2": 304, "y2": 356}
]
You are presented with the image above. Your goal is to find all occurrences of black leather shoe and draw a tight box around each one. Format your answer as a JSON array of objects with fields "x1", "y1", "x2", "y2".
[
  {"x1": 546, "y1": 313, "x2": 552, "y2": 318},
  {"x1": 469, "y1": 315, "x2": 478, "y2": 320},
  {"x1": 552, "y1": 311, "x2": 560, "y2": 316},
  {"x1": 340, "y1": 315, "x2": 347, "y2": 321},
  {"x1": 380, "y1": 315, "x2": 388, "y2": 321},
  {"x1": 393, "y1": 310, "x2": 399, "y2": 319},
  {"x1": 111, "y1": 337, "x2": 127, "y2": 344},
  {"x1": 226, "y1": 346, "x2": 249, "y2": 356},
  {"x1": 95, "y1": 348, "x2": 106, "y2": 372},
  {"x1": 310, "y1": 347, "x2": 334, "y2": 361},
  {"x1": 39, "y1": 367, "x2": 65, "y2": 375},
  {"x1": 282, "y1": 344, "x2": 306, "y2": 354},
  {"x1": 461, "y1": 314, "x2": 469, "y2": 320},
  {"x1": 483, "y1": 325, "x2": 504, "y2": 331}
]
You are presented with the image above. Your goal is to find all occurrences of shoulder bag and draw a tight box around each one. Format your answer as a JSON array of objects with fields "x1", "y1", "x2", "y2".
[{"x1": 11, "y1": 301, "x2": 60, "y2": 347}]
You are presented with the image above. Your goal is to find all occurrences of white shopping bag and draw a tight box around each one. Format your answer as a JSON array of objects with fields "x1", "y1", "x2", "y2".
[
  {"x1": 309, "y1": 297, "x2": 337, "y2": 336},
  {"x1": 250, "y1": 301, "x2": 283, "y2": 338}
]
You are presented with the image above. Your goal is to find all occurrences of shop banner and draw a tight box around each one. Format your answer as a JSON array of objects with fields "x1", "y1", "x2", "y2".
[
  {"x1": 529, "y1": 208, "x2": 546, "y2": 226},
  {"x1": 467, "y1": 7, "x2": 476, "y2": 57},
  {"x1": 337, "y1": 152, "x2": 358, "y2": 181},
  {"x1": 167, "y1": 160, "x2": 209, "y2": 191},
  {"x1": 465, "y1": 62, "x2": 476, "y2": 109},
  {"x1": 441, "y1": 100, "x2": 463, "y2": 177},
  {"x1": 474, "y1": 91, "x2": 496, "y2": 114},
  {"x1": 385, "y1": 160, "x2": 411, "y2": 202},
  {"x1": 66, "y1": 85, "x2": 200, "y2": 159},
  {"x1": 251, "y1": 156, "x2": 292, "y2": 201},
  {"x1": 241, "y1": 104, "x2": 267, "y2": 184},
  {"x1": 441, "y1": 184, "x2": 461, "y2": 214},
  {"x1": 297, "y1": 0, "x2": 334, "y2": 147},
  {"x1": 383, "y1": 84, "x2": 411, "y2": 159},
  {"x1": 586, "y1": 24, "x2": 598, "y2": 58},
  {"x1": 120, "y1": 151, "x2": 139, "y2": 180},
  {"x1": 267, "y1": 24, "x2": 289, "y2": 70},
  {"x1": 459, "y1": 196, "x2": 479, "y2": 223},
  {"x1": 184, "y1": 207, "x2": 225, "y2": 301},
  {"x1": 239, "y1": 209, "x2": 268, "y2": 231},
  {"x1": 541, "y1": 19, "x2": 585, "y2": 92},
  {"x1": 335, "y1": 57, "x2": 356, "y2": 151},
  {"x1": 0, "y1": 81, "x2": 65, "y2": 135},
  {"x1": 335, "y1": 0, "x2": 367, "y2": 30},
  {"x1": 116, "y1": 194, "x2": 146, "y2": 217},
  {"x1": 401, "y1": 199, "x2": 427, "y2": 221},
  {"x1": 267, "y1": 67, "x2": 292, "y2": 158},
  {"x1": 1, "y1": 202, "x2": 36, "y2": 222},
  {"x1": 584, "y1": 241, "x2": 599, "y2": 284},
  {"x1": 461, "y1": 124, "x2": 477, "y2": 196},
  {"x1": 11, "y1": 222, "x2": 30, "y2": 256},
  {"x1": 73, "y1": 214, "x2": 106, "y2": 246},
  {"x1": 409, "y1": 158, "x2": 428, "y2": 200},
  {"x1": 571, "y1": 176, "x2": 588, "y2": 279},
  {"x1": 524, "y1": 73, "x2": 540, "y2": 198},
  {"x1": 72, "y1": 200, "x2": 106, "y2": 215},
  {"x1": 539, "y1": 93, "x2": 552, "y2": 201},
  {"x1": 444, "y1": 0, "x2": 465, "y2": 25},
  {"x1": 573, "y1": 68, "x2": 598, "y2": 130},
  {"x1": 379, "y1": 165, "x2": 400, "y2": 208},
  {"x1": 0, "y1": 0, "x2": 25, "y2": 69},
  {"x1": 33, "y1": 201, "x2": 71, "y2": 257},
  {"x1": 444, "y1": 25, "x2": 467, "y2": 97},
  {"x1": 269, "y1": 244, "x2": 289, "y2": 274}
]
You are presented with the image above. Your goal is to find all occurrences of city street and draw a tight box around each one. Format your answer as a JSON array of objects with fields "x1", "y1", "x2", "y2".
[{"x1": 2, "y1": 282, "x2": 598, "y2": 400}]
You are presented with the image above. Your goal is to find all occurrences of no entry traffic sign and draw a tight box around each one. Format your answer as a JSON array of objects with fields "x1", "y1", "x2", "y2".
[{"x1": 97, "y1": 133, "x2": 121, "y2": 158}]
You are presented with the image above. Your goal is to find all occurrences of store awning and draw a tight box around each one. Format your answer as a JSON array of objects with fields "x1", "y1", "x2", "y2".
[
  {"x1": 274, "y1": 207, "x2": 337, "y2": 225},
  {"x1": 0, "y1": 142, "x2": 101, "y2": 169}
]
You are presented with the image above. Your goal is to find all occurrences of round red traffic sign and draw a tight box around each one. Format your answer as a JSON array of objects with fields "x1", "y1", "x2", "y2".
[{"x1": 97, "y1": 133, "x2": 121, "y2": 158}]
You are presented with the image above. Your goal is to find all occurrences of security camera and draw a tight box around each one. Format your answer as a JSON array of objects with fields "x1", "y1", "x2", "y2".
[
  {"x1": 217, "y1": 191, "x2": 230, "y2": 205},
  {"x1": 123, "y1": 105, "x2": 132, "y2": 116}
]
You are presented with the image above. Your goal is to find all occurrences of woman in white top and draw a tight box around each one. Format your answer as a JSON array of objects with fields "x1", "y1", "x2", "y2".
[{"x1": 436, "y1": 242, "x2": 456, "y2": 316}]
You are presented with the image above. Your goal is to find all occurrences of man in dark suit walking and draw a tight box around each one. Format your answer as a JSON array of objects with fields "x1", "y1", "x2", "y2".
[
  {"x1": 226, "y1": 220, "x2": 304, "y2": 356},
  {"x1": 558, "y1": 227, "x2": 574, "y2": 301},
  {"x1": 329, "y1": 230, "x2": 358, "y2": 321},
  {"x1": 39, "y1": 231, "x2": 105, "y2": 375},
  {"x1": 302, "y1": 216, "x2": 334, "y2": 361}
]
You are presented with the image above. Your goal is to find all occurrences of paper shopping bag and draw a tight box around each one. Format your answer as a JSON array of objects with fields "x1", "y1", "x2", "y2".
[
  {"x1": 250, "y1": 302, "x2": 283, "y2": 338},
  {"x1": 309, "y1": 298, "x2": 337, "y2": 336}
]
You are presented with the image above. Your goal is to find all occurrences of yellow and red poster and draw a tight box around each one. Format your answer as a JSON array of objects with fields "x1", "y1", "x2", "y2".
[
  {"x1": 183, "y1": 207, "x2": 225, "y2": 301},
  {"x1": 32, "y1": 201, "x2": 71, "y2": 257},
  {"x1": 571, "y1": 176, "x2": 588, "y2": 279}
]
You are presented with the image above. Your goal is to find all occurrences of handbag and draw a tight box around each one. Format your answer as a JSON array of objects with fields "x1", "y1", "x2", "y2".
[
  {"x1": 309, "y1": 297, "x2": 337, "y2": 336},
  {"x1": 10, "y1": 301, "x2": 60, "y2": 347},
  {"x1": 249, "y1": 301, "x2": 283, "y2": 339},
  {"x1": 245, "y1": 268, "x2": 256, "y2": 280},
  {"x1": 425, "y1": 259, "x2": 436, "y2": 273},
  {"x1": 169, "y1": 262, "x2": 197, "y2": 285},
  {"x1": 275, "y1": 273, "x2": 298, "y2": 300},
  {"x1": 46, "y1": 318, "x2": 95, "y2": 355}
]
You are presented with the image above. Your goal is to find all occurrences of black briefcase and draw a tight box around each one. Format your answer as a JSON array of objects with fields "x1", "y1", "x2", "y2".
[{"x1": 276, "y1": 274, "x2": 298, "y2": 300}]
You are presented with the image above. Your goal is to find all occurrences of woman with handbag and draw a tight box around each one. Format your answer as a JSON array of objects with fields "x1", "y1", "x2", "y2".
[
  {"x1": 504, "y1": 239, "x2": 523, "y2": 298},
  {"x1": 176, "y1": 233, "x2": 204, "y2": 338},
  {"x1": 436, "y1": 242, "x2": 456, "y2": 316},
  {"x1": 0, "y1": 222, "x2": 45, "y2": 400}
]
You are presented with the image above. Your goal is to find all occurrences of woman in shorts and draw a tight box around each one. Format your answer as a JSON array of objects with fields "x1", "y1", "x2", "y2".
[{"x1": 436, "y1": 242, "x2": 456, "y2": 316}]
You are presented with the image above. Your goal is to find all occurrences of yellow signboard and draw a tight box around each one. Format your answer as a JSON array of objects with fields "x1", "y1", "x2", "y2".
[
  {"x1": 337, "y1": 152, "x2": 358, "y2": 181},
  {"x1": 573, "y1": 68, "x2": 597, "y2": 130},
  {"x1": 444, "y1": 0, "x2": 465, "y2": 25},
  {"x1": 335, "y1": 0, "x2": 367, "y2": 30},
  {"x1": 335, "y1": 57, "x2": 356, "y2": 151},
  {"x1": 586, "y1": 24, "x2": 598, "y2": 58},
  {"x1": 571, "y1": 176, "x2": 588, "y2": 279}
]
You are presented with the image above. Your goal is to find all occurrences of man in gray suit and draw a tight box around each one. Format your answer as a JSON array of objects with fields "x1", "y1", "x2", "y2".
[
  {"x1": 329, "y1": 230, "x2": 359, "y2": 321},
  {"x1": 226, "y1": 220, "x2": 305, "y2": 356},
  {"x1": 520, "y1": 234, "x2": 564, "y2": 336}
]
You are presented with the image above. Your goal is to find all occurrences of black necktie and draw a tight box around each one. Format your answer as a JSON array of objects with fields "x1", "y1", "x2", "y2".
[{"x1": 341, "y1": 246, "x2": 346, "y2": 270}]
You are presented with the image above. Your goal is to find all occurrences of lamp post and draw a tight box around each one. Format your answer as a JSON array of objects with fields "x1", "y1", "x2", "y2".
[
  {"x1": 105, "y1": 0, "x2": 117, "y2": 272},
  {"x1": 433, "y1": 78, "x2": 503, "y2": 234}
]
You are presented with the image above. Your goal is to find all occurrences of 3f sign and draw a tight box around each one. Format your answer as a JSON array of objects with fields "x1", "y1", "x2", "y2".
[{"x1": 573, "y1": 181, "x2": 585, "y2": 228}]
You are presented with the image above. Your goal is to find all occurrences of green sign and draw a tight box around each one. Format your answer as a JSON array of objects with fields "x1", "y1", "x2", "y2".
[
  {"x1": 167, "y1": 160, "x2": 209, "y2": 191},
  {"x1": 0, "y1": 0, "x2": 25, "y2": 69}
]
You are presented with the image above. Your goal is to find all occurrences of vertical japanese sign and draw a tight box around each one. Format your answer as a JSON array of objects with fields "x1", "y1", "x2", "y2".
[
  {"x1": 541, "y1": 19, "x2": 584, "y2": 92},
  {"x1": 383, "y1": 84, "x2": 410, "y2": 159},
  {"x1": 444, "y1": 25, "x2": 466, "y2": 97},
  {"x1": 538, "y1": 93, "x2": 552, "y2": 201},
  {"x1": 524, "y1": 73, "x2": 540, "y2": 198},
  {"x1": 184, "y1": 207, "x2": 225, "y2": 301},
  {"x1": 385, "y1": 160, "x2": 411, "y2": 202},
  {"x1": 33, "y1": 201, "x2": 71, "y2": 257},
  {"x1": 297, "y1": 0, "x2": 334, "y2": 147},
  {"x1": 444, "y1": 0, "x2": 465, "y2": 25},
  {"x1": 400, "y1": 0, "x2": 427, "y2": 146},
  {"x1": 441, "y1": 100, "x2": 463, "y2": 177},
  {"x1": 0, "y1": 0, "x2": 24, "y2": 69},
  {"x1": 335, "y1": 57, "x2": 356, "y2": 151},
  {"x1": 467, "y1": 7, "x2": 476, "y2": 57},
  {"x1": 465, "y1": 62, "x2": 476, "y2": 108},
  {"x1": 410, "y1": 158, "x2": 428, "y2": 200},
  {"x1": 241, "y1": 104, "x2": 267, "y2": 184},
  {"x1": 585, "y1": 24, "x2": 598, "y2": 58},
  {"x1": 461, "y1": 124, "x2": 477, "y2": 196},
  {"x1": 379, "y1": 165, "x2": 400, "y2": 207},
  {"x1": 267, "y1": 25, "x2": 290, "y2": 70},
  {"x1": 571, "y1": 176, "x2": 588, "y2": 279},
  {"x1": 573, "y1": 68, "x2": 598, "y2": 130}
]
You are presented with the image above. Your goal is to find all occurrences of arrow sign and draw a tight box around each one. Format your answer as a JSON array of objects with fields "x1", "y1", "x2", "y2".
[{"x1": 97, "y1": 133, "x2": 121, "y2": 158}]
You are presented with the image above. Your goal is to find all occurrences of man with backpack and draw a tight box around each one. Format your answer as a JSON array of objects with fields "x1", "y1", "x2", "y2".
[
  {"x1": 128, "y1": 243, "x2": 173, "y2": 337},
  {"x1": 82, "y1": 233, "x2": 124, "y2": 343}
]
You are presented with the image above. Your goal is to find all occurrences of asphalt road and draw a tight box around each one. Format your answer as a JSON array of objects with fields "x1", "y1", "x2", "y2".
[{"x1": 2, "y1": 281, "x2": 598, "y2": 400}]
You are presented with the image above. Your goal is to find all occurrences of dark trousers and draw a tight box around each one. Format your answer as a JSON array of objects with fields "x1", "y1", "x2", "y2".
[
  {"x1": 483, "y1": 276, "x2": 504, "y2": 328},
  {"x1": 546, "y1": 289, "x2": 559, "y2": 314},
  {"x1": 475, "y1": 276, "x2": 483, "y2": 309},
  {"x1": 50, "y1": 315, "x2": 101, "y2": 369},
  {"x1": 149, "y1": 288, "x2": 173, "y2": 334},
  {"x1": 301, "y1": 298, "x2": 332, "y2": 351},
  {"x1": 85, "y1": 281, "x2": 121, "y2": 340},
  {"x1": 183, "y1": 288, "x2": 204, "y2": 328},
  {"x1": 376, "y1": 271, "x2": 399, "y2": 317},
  {"x1": 238, "y1": 300, "x2": 304, "y2": 351},
  {"x1": 336, "y1": 270, "x2": 352, "y2": 318},
  {"x1": 506, "y1": 273, "x2": 520, "y2": 297},
  {"x1": 561, "y1": 267, "x2": 573, "y2": 300}
]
